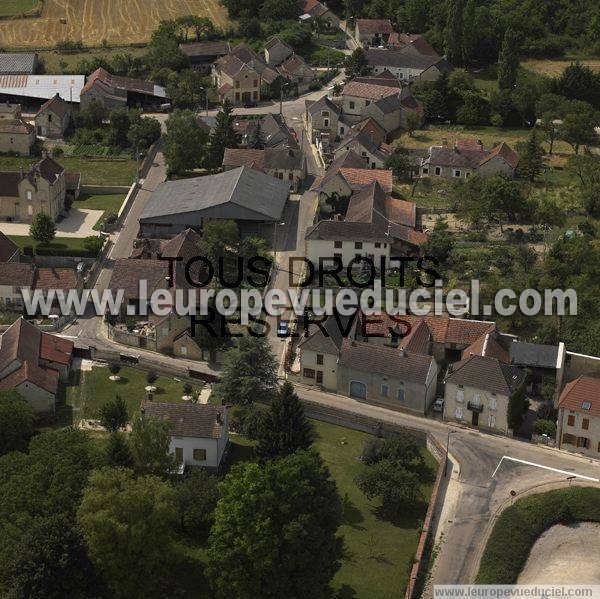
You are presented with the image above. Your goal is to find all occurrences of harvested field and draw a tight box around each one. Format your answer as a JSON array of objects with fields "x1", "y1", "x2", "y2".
[
  {"x1": 522, "y1": 58, "x2": 600, "y2": 77},
  {"x1": 0, "y1": 0, "x2": 229, "y2": 49}
]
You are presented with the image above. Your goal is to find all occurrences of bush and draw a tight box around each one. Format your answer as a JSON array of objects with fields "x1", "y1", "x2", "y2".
[
  {"x1": 109, "y1": 363, "x2": 121, "y2": 376},
  {"x1": 533, "y1": 419, "x2": 556, "y2": 437},
  {"x1": 83, "y1": 235, "x2": 105, "y2": 256},
  {"x1": 477, "y1": 487, "x2": 600, "y2": 583},
  {"x1": 146, "y1": 371, "x2": 157, "y2": 384}
]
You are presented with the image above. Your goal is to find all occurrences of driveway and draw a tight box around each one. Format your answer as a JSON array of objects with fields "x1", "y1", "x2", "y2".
[{"x1": 0, "y1": 208, "x2": 103, "y2": 238}]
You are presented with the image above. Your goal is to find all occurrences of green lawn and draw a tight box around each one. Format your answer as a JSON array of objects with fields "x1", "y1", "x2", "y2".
[
  {"x1": 74, "y1": 193, "x2": 125, "y2": 230},
  {"x1": 64, "y1": 366, "x2": 204, "y2": 422},
  {"x1": 8, "y1": 235, "x2": 93, "y2": 253},
  {"x1": 0, "y1": 0, "x2": 38, "y2": 17},
  {"x1": 226, "y1": 419, "x2": 437, "y2": 599},
  {"x1": 0, "y1": 155, "x2": 137, "y2": 186}
]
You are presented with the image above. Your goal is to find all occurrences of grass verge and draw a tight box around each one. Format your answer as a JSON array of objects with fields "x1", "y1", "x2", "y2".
[{"x1": 476, "y1": 487, "x2": 600, "y2": 584}]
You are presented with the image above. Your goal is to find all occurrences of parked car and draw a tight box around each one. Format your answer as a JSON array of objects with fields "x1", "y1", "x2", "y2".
[
  {"x1": 277, "y1": 321, "x2": 289, "y2": 338},
  {"x1": 243, "y1": 100, "x2": 257, "y2": 108},
  {"x1": 432, "y1": 397, "x2": 444, "y2": 413}
]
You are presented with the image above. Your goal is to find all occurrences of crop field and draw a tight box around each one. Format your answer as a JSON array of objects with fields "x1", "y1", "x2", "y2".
[
  {"x1": 0, "y1": 0, "x2": 39, "y2": 18},
  {"x1": 0, "y1": 0, "x2": 230, "y2": 49},
  {"x1": 522, "y1": 58, "x2": 600, "y2": 77}
]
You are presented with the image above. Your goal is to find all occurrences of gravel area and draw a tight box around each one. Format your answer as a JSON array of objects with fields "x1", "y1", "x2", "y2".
[{"x1": 517, "y1": 522, "x2": 600, "y2": 584}]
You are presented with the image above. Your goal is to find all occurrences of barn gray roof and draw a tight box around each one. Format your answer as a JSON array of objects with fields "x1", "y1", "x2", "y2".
[
  {"x1": 140, "y1": 166, "x2": 289, "y2": 222},
  {"x1": 0, "y1": 53, "x2": 37, "y2": 75}
]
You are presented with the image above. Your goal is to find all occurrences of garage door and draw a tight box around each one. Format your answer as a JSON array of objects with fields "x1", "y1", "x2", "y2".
[{"x1": 349, "y1": 381, "x2": 367, "y2": 399}]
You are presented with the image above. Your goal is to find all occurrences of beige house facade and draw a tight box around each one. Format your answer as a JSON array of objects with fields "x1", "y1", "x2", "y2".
[
  {"x1": 0, "y1": 156, "x2": 66, "y2": 222},
  {"x1": 0, "y1": 117, "x2": 35, "y2": 156},
  {"x1": 35, "y1": 93, "x2": 72, "y2": 139}
]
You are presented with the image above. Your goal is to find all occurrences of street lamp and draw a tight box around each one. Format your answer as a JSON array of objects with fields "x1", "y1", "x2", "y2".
[{"x1": 444, "y1": 429, "x2": 457, "y2": 478}]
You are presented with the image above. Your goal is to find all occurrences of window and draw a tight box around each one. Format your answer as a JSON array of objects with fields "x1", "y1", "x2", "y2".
[
  {"x1": 397, "y1": 384, "x2": 405, "y2": 401},
  {"x1": 303, "y1": 368, "x2": 316, "y2": 379},
  {"x1": 316, "y1": 354, "x2": 324, "y2": 365},
  {"x1": 26, "y1": 190, "x2": 32, "y2": 201},
  {"x1": 175, "y1": 447, "x2": 183, "y2": 463},
  {"x1": 321, "y1": 110, "x2": 330, "y2": 117},
  {"x1": 27, "y1": 205, "x2": 33, "y2": 216},
  {"x1": 487, "y1": 414, "x2": 496, "y2": 428},
  {"x1": 349, "y1": 101, "x2": 355, "y2": 110},
  {"x1": 253, "y1": 79, "x2": 258, "y2": 87},
  {"x1": 340, "y1": 126, "x2": 345, "y2": 134},
  {"x1": 334, "y1": 252, "x2": 342, "y2": 259},
  {"x1": 180, "y1": 345, "x2": 187, "y2": 356},
  {"x1": 454, "y1": 169, "x2": 461, "y2": 177},
  {"x1": 598, "y1": 441, "x2": 600, "y2": 452},
  {"x1": 334, "y1": 240, "x2": 342, "y2": 248},
  {"x1": 466, "y1": 172, "x2": 471, "y2": 178},
  {"x1": 374, "y1": 242, "x2": 381, "y2": 248},
  {"x1": 48, "y1": 113, "x2": 52, "y2": 122},
  {"x1": 381, "y1": 384, "x2": 389, "y2": 397},
  {"x1": 435, "y1": 167, "x2": 441, "y2": 176},
  {"x1": 472, "y1": 393, "x2": 481, "y2": 406},
  {"x1": 422, "y1": 167, "x2": 429, "y2": 174},
  {"x1": 489, "y1": 397, "x2": 497, "y2": 410},
  {"x1": 193, "y1": 448, "x2": 207, "y2": 461},
  {"x1": 316, "y1": 371, "x2": 323, "y2": 384},
  {"x1": 235, "y1": 81, "x2": 240, "y2": 88},
  {"x1": 355, "y1": 242, "x2": 363, "y2": 249},
  {"x1": 455, "y1": 406, "x2": 463, "y2": 419},
  {"x1": 235, "y1": 92, "x2": 240, "y2": 101},
  {"x1": 324, "y1": 118, "x2": 329, "y2": 127},
  {"x1": 365, "y1": 100, "x2": 371, "y2": 106},
  {"x1": 567, "y1": 414, "x2": 575, "y2": 426},
  {"x1": 562, "y1": 433, "x2": 576, "y2": 445},
  {"x1": 288, "y1": 173, "x2": 293, "y2": 180},
  {"x1": 577, "y1": 437, "x2": 590, "y2": 449},
  {"x1": 456, "y1": 389, "x2": 464, "y2": 403},
  {"x1": 582, "y1": 418, "x2": 590, "y2": 430}
]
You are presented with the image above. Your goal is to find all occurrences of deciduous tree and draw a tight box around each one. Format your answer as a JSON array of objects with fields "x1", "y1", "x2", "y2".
[
  {"x1": 29, "y1": 213, "x2": 56, "y2": 245},
  {"x1": 0, "y1": 390, "x2": 35, "y2": 456}
]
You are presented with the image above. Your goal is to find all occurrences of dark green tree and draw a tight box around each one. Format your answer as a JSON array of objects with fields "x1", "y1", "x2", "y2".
[
  {"x1": 423, "y1": 219, "x2": 454, "y2": 265},
  {"x1": 461, "y1": 0, "x2": 477, "y2": 67},
  {"x1": 344, "y1": 47, "x2": 369, "y2": 80},
  {"x1": 147, "y1": 19, "x2": 188, "y2": 72},
  {"x1": 164, "y1": 108, "x2": 208, "y2": 175},
  {"x1": 129, "y1": 415, "x2": 174, "y2": 476},
  {"x1": 29, "y1": 213, "x2": 56, "y2": 244},
  {"x1": 207, "y1": 451, "x2": 343, "y2": 599},
  {"x1": 78, "y1": 468, "x2": 178, "y2": 599},
  {"x1": 173, "y1": 469, "x2": 220, "y2": 538},
  {"x1": 516, "y1": 129, "x2": 544, "y2": 182},
  {"x1": 105, "y1": 431, "x2": 134, "y2": 468},
  {"x1": 384, "y1": 146, "x2": 413, "y2": 182},
  {"x1": 99, "y1": 394, "x2": 129, "y2": 432},
  {"x1": 256, "y1": 382, "x2": 313, "y2": 461},
  {"x1": 128, "y1": 115, "x2": 161, "y2": 151},
  {"x1": 108, "y1": 107, "x2": 133, "y2": 148},
  {"x1": 213, "y1": 335, "x2": 278, "y2": 406},
  {"x1": 0, "y1": 390, "x2": 36, "y2": 456},
  {"x1": 206, "y1": 99, "x2": 238, "y2": 170},
  {"x1": 2, "y1": 514, "x2": 101, "y2": 599},
  {"x1": 444, "y1": 0, "x2": 464, "y2": 66},
  {"x1": 497, "y1": 28, "x2": 520, "y2": 90},
  {"x1": 559, "y1": 110, "x2": 598, "y2": 154}
]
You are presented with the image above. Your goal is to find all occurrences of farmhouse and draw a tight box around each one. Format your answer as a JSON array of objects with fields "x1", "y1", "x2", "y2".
[
  {"x1": 80, "y1": 68, "x2": 167, "y2": 110},
  {"x1": 222, "y1": 147, "x2": 306, "y2": 191},
  {"x1": 179, "y1": 40, "x2": 231, "y2": 73},
  {"x1": 34, "y1": 93, "x2": 72, "y2": 138},
  {"x1": 341, "y1": 73, "x2": 401, "y2": 124},
  {"x1": 0, "y1": 155, "x2": 69, "y2": 222},
  {"x1": 305, "y1": 180, "x2": 426, "y2": 267},
  {"x1": 443, "y1": 354, "x2": 526, "y2": 434},
  {"x1": 333, "y1": 129, "x2": 393, "y2": 169},
  {"x1": 0, "y1": 318, "x2": 74, "y2": 414},
  {"x1": 0, "y1": 115, "x2": 35, "y2": 155},
  {"x1": 297, "y1": 0, "x2": 340, "y2": 29},
  {"x1": 139, "y1": 166, "x2": 290, "y2": 238},
  {"x1": 420, "y1": 138, "x2": 519, "y2": 179},
  {"x1": 305, "y1": 95, "x2": 342, "y2": 143},
  {"x1": 366, "y1": 48, "x2": 452, "y2": 82},
  {"x1": 556, "y1": 376, "x2": 600, "y2": 458},
  {"x1": 140, "y1": 401, "x2": 229, "y2": 470},
  {"x1": 213, "y1": 44, "x2": 279, "y2": 105},
  {"x1": 354, "y1": 19, "x2": 394, "y2": 47},
  {"x1": 388, "y1": 33, "x2": 440, "y2": 57}
]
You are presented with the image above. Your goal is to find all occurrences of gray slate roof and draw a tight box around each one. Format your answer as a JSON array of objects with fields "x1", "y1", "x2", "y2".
[
  {"x1": 299, "y1": 313, "x2": 351, "y2": 355},
  {"x1": 366, "y1": 48, "x2": 450, "y2": 72},
  {"x1": 509, "y1": 341, "x2": 560, "y2": 369},
  {"x1": 141, "y1": 401, "x2": 226, "y2": 439},
  {"x1": 140, "y1": 166, "x2": 289, "y2": 222},
  {"x1": 0, "y1": 53, "x2": 37, "y2": 75}
]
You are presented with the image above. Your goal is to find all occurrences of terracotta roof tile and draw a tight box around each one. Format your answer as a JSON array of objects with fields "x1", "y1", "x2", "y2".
[
  {"x1": 356, "y1": 19, "x2": 394, "y2": 35},
  {"x1": 34, "y1": 268, "x2": 77, "y2": 293},
  {"x1": 558, "y1": 376, "x2": 600, "y2": 417}
]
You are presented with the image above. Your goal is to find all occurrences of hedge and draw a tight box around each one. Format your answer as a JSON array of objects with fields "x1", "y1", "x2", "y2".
[{"x1": 476, "y1": 487, "x2": 600, "y2": 583}]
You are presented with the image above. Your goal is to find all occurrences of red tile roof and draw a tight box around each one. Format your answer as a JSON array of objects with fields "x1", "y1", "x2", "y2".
[
  {"x1": 558, "y1": 376, "x2": 600, "y2": 417},
  {"x1": 461, "y1": 332, "x2": 510, "y2": 363},
  {"x1": 356, "y1": 19, "x2": 394, "y2": 35},
  {"x1": 339, "y1": 167, "x2": 393, "y2": 194},
  {"x1": 141, "y1": 401, "x2": 227, "y2": 439},
  {"x1": 480, "y1": 141, "x2": 520, "y2": 170},
  {"x1": 40, "y1": 334, "x2": 74, "y2": 365},
  {"x1": 34, "y1": 268, "x2": 77, "y2": 293},
  {"x1": 342, "y1": 80, "x2": 400, "y2": 101}
]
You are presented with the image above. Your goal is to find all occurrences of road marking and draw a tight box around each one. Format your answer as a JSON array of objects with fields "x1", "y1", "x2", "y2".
[{"x1": 492, "y1": 455, "x2": 599, "y2": 482}]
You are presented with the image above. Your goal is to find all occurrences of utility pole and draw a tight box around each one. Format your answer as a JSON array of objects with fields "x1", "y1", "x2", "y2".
[{"x1": 279, "y1": 83, "x2": 283, "y2": 116}]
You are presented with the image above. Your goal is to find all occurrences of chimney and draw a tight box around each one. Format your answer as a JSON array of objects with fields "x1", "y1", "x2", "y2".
[{"x1": 399, "y1": 348, "x2": 406, "y2": 357}]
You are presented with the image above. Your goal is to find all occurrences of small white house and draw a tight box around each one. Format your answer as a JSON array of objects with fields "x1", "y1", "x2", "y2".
[{"x1": 140, "y1": 401, "x2": 229, "y2": 470}]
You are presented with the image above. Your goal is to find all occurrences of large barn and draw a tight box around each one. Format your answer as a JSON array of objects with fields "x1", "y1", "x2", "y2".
[{"x1": 138, "y1": 166, "x2": 290, "y2": 238}]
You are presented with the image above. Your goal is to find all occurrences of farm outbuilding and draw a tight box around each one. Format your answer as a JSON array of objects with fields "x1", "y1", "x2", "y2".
[{"x1": 139, "y1": 166, "x2": 290, "y2": 238}]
